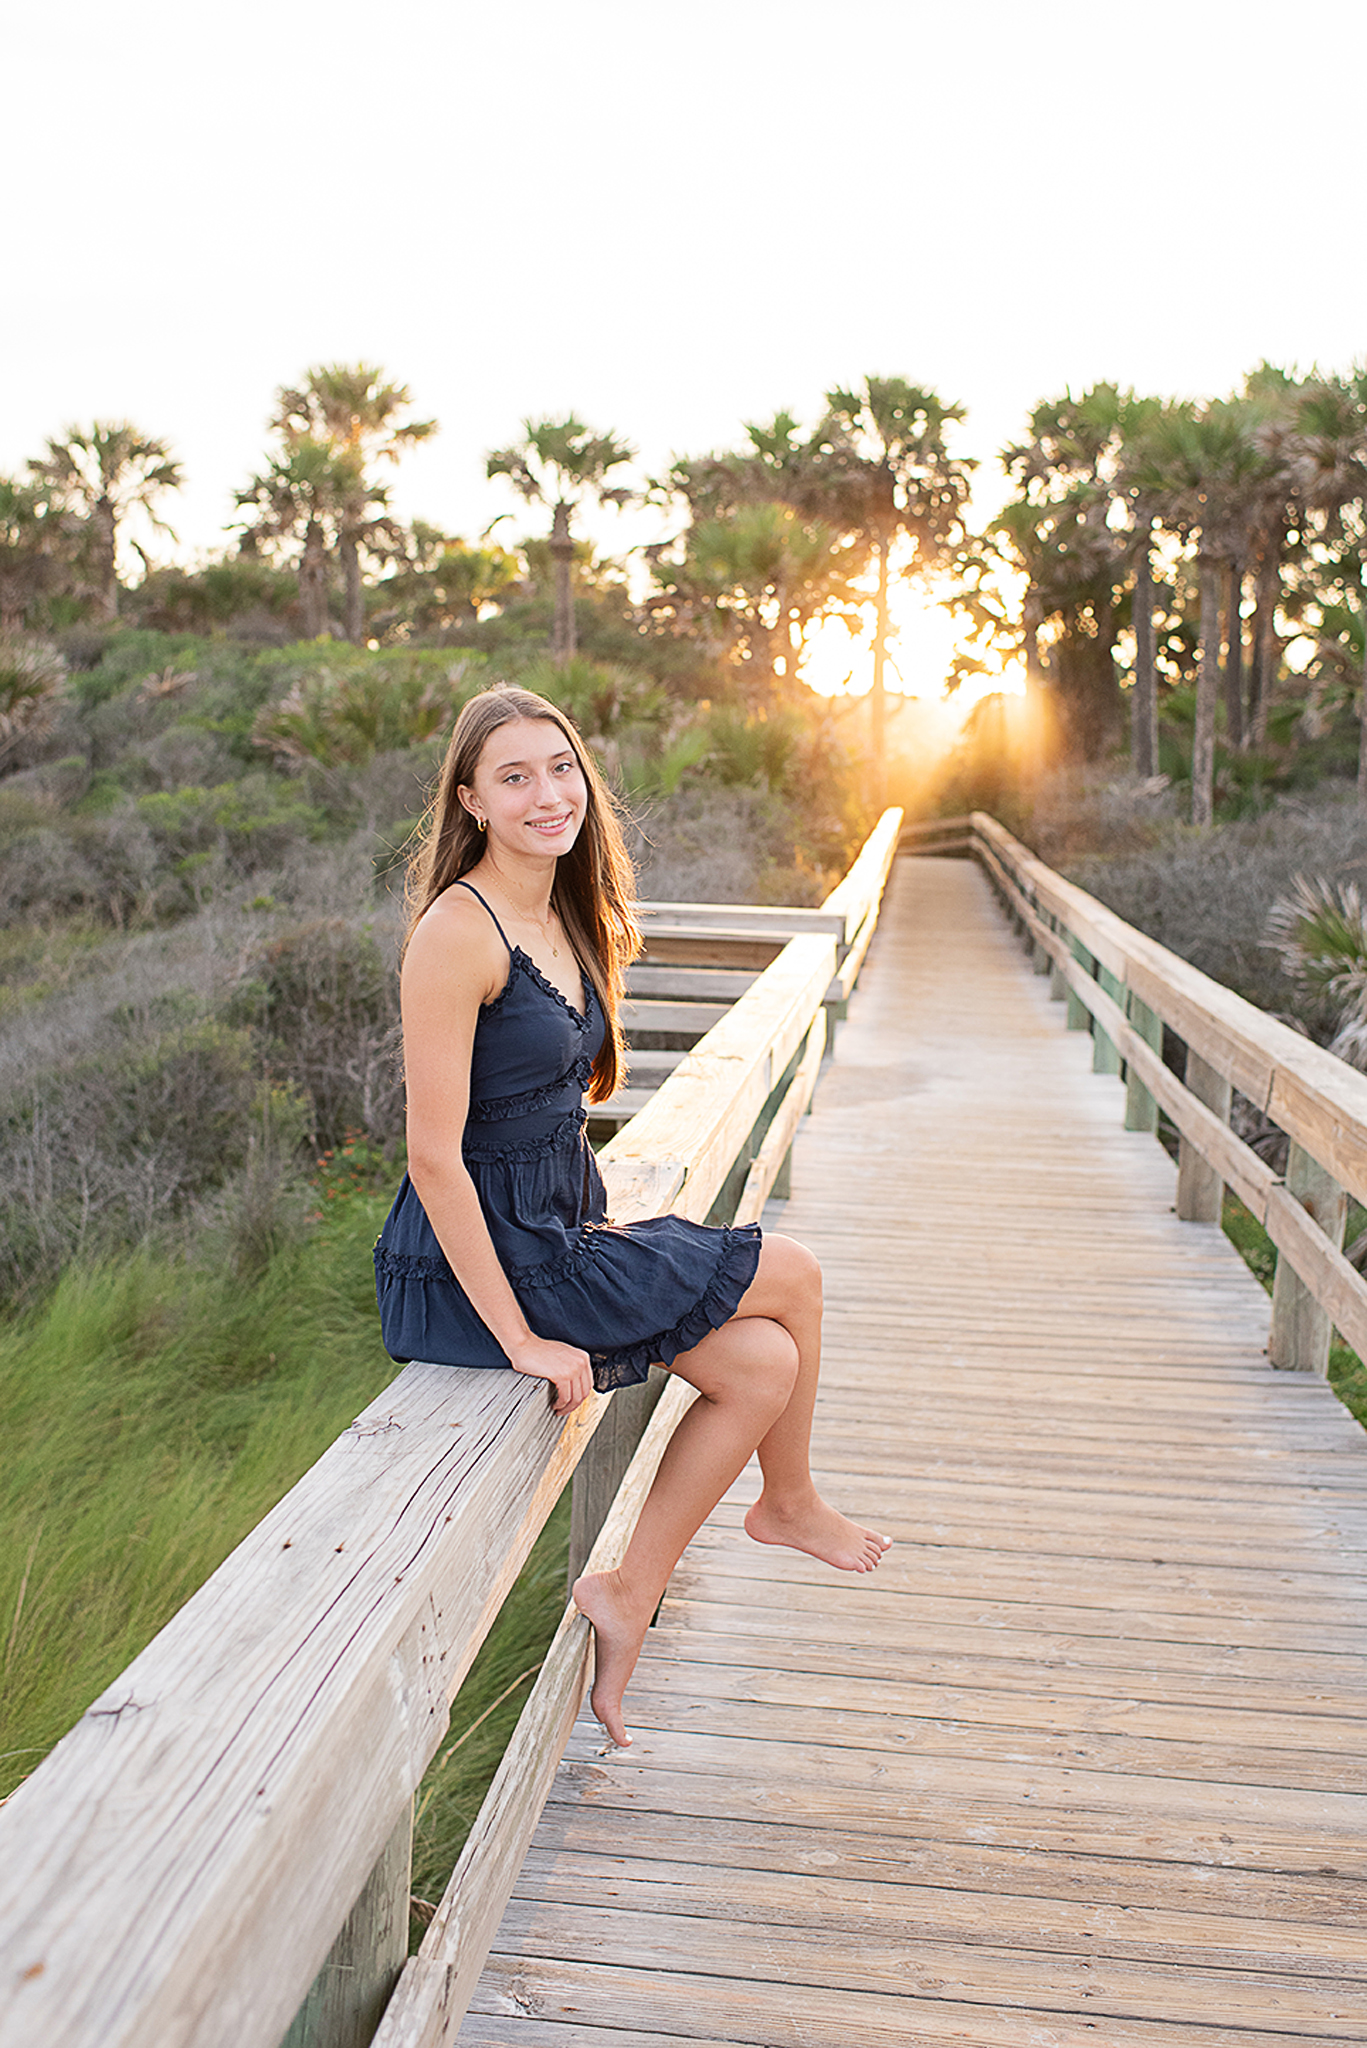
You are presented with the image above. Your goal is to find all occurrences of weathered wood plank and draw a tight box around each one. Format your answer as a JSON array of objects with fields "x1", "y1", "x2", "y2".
[
  {"x1": 734, "y1": 1010, "x2": 826, "y2": 1227},
  {"x1": 600, "y1": 934, "x2": 836, "y2": 1223},
  {"x1": 0, "y1": 1365, "x2": 608, "y2": 2048},
  {"x1": 511, "y1": 1848, "x2": 1367, "y2": 1975},
  {"x1": 820, "y1": 806, "x2": 903, "y2": 937},
  {"x1": 466, "y1": 1960, "x2": 1329, "y2": 2048},
  {"x1": 1269, "y1": 1148, "x2": 1352, "y2": 1373},
  {"x1": 623, "y1": 963, "x2": 758, "y2": 1000},
  {"x1": 635, "y1": 902, "x2": 848, "y2": 940},
  {"x1": 619, "y1": 998, "x2": 730, "y2": 1035}
]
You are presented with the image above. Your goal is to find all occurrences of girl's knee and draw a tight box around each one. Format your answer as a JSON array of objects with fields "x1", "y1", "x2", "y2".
[{"x1": 764, "y1": 1233, "x2": 822, "y2": 1311}]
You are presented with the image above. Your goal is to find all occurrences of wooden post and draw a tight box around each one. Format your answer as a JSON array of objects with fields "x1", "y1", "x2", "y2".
[
  {"x1": 1124, "y1": 993, "x2": 1162, "y2": 1133},
  {"x1": 770, "y1": 1140, "x2": 795, "y2": 1201},
  {"x1": 1269, "y1": 1143, "x2": 1348, "y2": 1374},
  {"x1": 1093, "y1": 964, "x2": 1123, "y2": 1075},
  {"x1": 1066, "y1": 939, "x2": 1091, "y2": 1031},
  {"x1": 279, "y1": 1801, "x2": 413, "y2": 2048},
  {"x1": 1047, "y1": 917, "x2": 1066, "y2": 1002},
  {"x1": 1176, "y1": 1048, "x2": 1232, "y2": 1223},
  {"x1": 569, "y1": 1370, "x2": 667, "y2": 1581}
]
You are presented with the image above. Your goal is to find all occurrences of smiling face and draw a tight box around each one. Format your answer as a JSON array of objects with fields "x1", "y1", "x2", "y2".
[{"x1": 458, "y1": 715, "x2": 589, "y2": 861}]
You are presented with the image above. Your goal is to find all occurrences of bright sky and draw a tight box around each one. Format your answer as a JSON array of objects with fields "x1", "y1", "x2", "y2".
[{"x1": 9, "y1": 0, "x2": 1365, "y2": 701}]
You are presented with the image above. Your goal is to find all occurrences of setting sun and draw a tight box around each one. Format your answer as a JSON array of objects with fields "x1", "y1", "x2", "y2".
[{"x1": 802, "y1": 588, "x2": 1025, "y2": 726}]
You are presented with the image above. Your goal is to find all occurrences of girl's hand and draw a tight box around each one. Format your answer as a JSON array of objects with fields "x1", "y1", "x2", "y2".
[{"x1": 508, "y1": 1334, "x2": 594, "y2": 1416}]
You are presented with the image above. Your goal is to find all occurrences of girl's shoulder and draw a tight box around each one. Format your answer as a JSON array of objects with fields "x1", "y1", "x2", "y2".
[{"x1": 405, "y1": 882, "x2": 510, "y2": 1004}]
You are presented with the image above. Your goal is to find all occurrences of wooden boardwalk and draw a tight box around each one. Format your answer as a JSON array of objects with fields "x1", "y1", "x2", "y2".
[{"x1": 460, "y1": 855, "x2": 1367, "y2": 2048}]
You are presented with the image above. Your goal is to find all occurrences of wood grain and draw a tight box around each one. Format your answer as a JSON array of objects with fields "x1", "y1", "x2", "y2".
[{"x1": 460, "y1": 854, "x2": 1367, "y2": 2047}]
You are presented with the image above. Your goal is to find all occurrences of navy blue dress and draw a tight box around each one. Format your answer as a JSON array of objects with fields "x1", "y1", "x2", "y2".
[{"x1": 374, "y1": 882, "x2": 762, "y2": 1391}]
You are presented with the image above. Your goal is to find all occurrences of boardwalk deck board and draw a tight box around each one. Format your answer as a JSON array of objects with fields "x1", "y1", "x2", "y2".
[{"x1": 459, "y1": 857, "x2": 1367, "y2": 2048}]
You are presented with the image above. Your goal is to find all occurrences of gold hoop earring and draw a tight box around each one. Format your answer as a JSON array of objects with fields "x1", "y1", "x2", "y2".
[{"x1": 474, "y1": 814, "x2": 487, "y2": 832}]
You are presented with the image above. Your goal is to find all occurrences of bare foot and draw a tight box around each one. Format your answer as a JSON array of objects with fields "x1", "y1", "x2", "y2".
[
  {"x1": 571, "y1": 1569, "x2": 654, "y2": 1746},
  {"x1": 744, "y1": 1490, "x2": 891, "y2": 1572}
]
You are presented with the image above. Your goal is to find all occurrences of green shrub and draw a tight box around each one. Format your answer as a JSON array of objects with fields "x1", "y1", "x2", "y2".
[
  {"x1": 231, "y1": 918, "x2": 403, "y2": 1151},
  {"x1": 0, "y1": 810, "x2": 161, "y2": 927},
  {"x1": 0, "y1": 1017, "x2": 269, "y2": 1300},
  {"x1": 252, "y1": 655, "x2": 482, "y2": 768},
  {"x1": 136, "y1": 776, "x2": 325, "y2": 876}
]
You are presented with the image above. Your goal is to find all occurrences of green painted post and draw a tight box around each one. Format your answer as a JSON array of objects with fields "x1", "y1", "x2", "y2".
[
  {"x1": 1093, "y1": 964, "x2": 1123, "y2": 1075},
  {"x1": 1066, "y1": 938, "x2": 1091, "y2": 1032},
  {"x1": 1177, "y1": 1049, "x2": 1232, "y2": 1222},
  {"x1": 1124, "y1": 993, "x2": 1162, "y2": 1132},
  {"x1": 1269, "y1": 1145, "x2": 1348, "y2": 1374},
  {"x1": 278, "y1": 1802, "x2": 413, "y2": 2048}
]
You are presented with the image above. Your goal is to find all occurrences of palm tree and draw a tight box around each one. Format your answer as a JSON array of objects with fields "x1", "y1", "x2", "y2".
[
  {"x1": 1283, "y1": 366, "x2": 1367, "y2": 802},
  {"x1": 272, "y1": 365, "x2": 436, "y2": 642},
  {"x1": 235, "y1": 438, "x2": 354, "y2": 640},
  {"x1": 999, "y1": 384, "x2": 1171, "y2": 768},
  {"x1": 1233, "y1": 364, "x2": 1309, "y2": 747},
  {"x1": 0, "y1": 639, "x2": 67, "y2": 763},
  {"x1": 370, "y1": 522, "x2": 520, "y2": 641},
  {"x1": 818, "y1": 379, "x2": 972, "y2": 780},
  {"x1": 486, "y1": 417, "x2": 635, "y2": 662},
  {"x1": 31, "y1": 422, "x2": 182, "y2": 623},
  {"x1": 658, "y1": 501, "x2": 857, "y2": 702},
  {"x1": 1125, "y1": 400, "x2": 1263, "y2": 825},
  {"x1": 0, "y1": 477, "x2": 75, "y2": 635}
]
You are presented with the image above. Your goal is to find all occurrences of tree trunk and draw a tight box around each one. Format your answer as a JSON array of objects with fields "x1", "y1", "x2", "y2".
[
  {"x1": 1131, "y1": 536, "x2": 1158, "y2": 778},
  {"x1": 300, "y1": 517, "x2": 329, "y2": 639},
  {"x1": 92, "y1": 496, "x2": 119, "y2": 623},
  {"x1": 549, "y1": 501, "x2": 575, "y2": 664},
  {"x1": 1191, "y1": 550, "x2": 1222, "y2": 827},
  {"x1": 1222, "y1": 556, "x2": 1245, "y2": 749},
  {"x1": 1022, "y1": 584, "x2": 1050, "y2": 777},
  {"x1": 870, "y1": 527, "x2": 889, "y2": 806},
  {"x1": 341, "y1": 530, "x2": 364, "y2": 644},
  {"x1": 1248, "y1": 537, "x2": 1282, "y2": 745}
]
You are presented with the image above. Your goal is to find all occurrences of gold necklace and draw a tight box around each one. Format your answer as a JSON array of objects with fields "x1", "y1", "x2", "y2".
[{"x1": 508, "y1": 895, "x2": 561, "y2": 957}]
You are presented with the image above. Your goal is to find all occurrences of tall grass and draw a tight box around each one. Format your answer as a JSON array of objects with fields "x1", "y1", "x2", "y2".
[
  {"x1": 0, "y1": 1183, "x2": 574, "y2": 1898},
  {"x1": 0, "y1": 1188, "x2": 395, "y2": 1800}
]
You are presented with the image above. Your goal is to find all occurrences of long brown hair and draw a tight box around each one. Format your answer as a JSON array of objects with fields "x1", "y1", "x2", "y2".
[{"x1": 406, "y1": 685, "x2": 640, "y2": 1102}]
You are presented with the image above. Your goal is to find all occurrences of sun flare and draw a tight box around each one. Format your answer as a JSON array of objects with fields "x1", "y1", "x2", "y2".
[{"x1": 801, "y1": 591, "x2": 1024, "y2": 730}]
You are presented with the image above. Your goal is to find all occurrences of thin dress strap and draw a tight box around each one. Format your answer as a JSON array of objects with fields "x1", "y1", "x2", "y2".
[{"x1": 452, "y1": 879, "x2": 513, "y2": 957}]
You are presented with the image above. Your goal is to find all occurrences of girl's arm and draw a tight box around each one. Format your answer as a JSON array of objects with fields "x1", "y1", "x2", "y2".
[{"x1": 401, "y1": 891, "x2": 594, "y2": 1416}]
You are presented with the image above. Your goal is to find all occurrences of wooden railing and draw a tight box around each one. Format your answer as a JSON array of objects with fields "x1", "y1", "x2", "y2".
[
  {"x1": 957, "y1": 810, "x2": 1367, "y2": 1377},
  {"x1": 0, "y1": 808, "x2": 903, "y2": 2048}
]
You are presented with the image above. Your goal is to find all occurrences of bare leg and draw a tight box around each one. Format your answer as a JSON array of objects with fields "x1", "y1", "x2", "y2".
[
  {"x1": 573, "y1": 1235, "x2": 888, "y2": 1745},
  {"x1": 574, "y1": 1312, "x2": 798, "y2": 1744},
  {"x1": 738, "y1": 1235, "x2": 891, "y2": 1571}
]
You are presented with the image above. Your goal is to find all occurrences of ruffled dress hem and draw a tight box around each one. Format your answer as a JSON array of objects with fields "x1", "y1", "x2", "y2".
[{"x1": 587, "y1": 1219, "x2": 762, "y2": 1390}]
